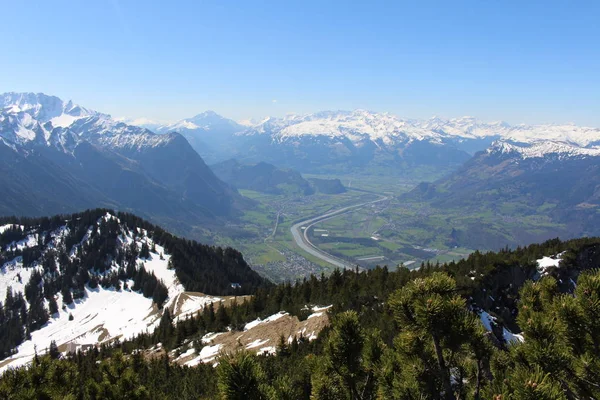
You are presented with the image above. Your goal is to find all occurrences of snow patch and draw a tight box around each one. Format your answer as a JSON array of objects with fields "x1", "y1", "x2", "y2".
[
  {"x1": 0, "y1": 286, "x2": 163, "y2": 373},
  {"x1": 201, "y1": 332, "x2": 225, "y2": 344},
  {"x1": 536, "y1": 254, "x2": 563, "y2": 275},
  {"x1": 479, "y1": 310, "x2": 524, "y2": 345},
  {"x1": 243, "y1": 311, "x2": 288, "y2": 331},
  {"x1": 257, "y1": 346, "x2": 276, "y2": 355},
  {"x1": 245, "y1": 338, "x2": 270, "y2": 349},
  {"x1": 185, "y1": 344, "x2": 223, "y2": 366}
]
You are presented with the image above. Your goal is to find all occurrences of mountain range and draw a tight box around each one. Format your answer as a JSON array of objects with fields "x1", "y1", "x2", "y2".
[
  {"x1": 152, "y1": 111, "x2": 246, "y2": 164},
  {"x1": 0, "y1": 93, "x2": 244, "y2": 235},
  {"x1": 3, "y1": 91, "x2": 600, "y2": 252},
  {"x1": 133, "y1": 109, "x2": 600, "y2": 177},
  {"x1": 405, "y1": 139, "x2": 600, "y2": 249}
]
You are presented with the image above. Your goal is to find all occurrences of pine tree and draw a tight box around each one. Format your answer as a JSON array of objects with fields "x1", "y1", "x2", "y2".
[
  {"x1": 311, "y1": 311, "x2": 381, "y2": 400},
  {"x1": 217, "y1": 351, "x2": 270, "y2": 400},
  {"x1": 387, "y1": 272, "x2": 487, "y2": 400},
  {"x1": 49, "y1": 340, "x2": 60, "y2": 359},
  {"x1": 61, "y1": 286, "x2": 73, "y2": 305}
]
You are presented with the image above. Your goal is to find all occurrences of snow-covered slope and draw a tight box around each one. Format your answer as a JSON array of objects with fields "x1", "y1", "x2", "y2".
[
  {"x1": 418, "y1": 117, "x2": 600, "y2": 158},
  {"x1": 114, "y1": 117, "x2": 170, "y2": 132},
  {"x1": 112, "y1": 107, "x2": 600, "y2": 166},
  {"x1": 241, "y1": 110, "x2": 443, "y2": 145},
  {"x1": 172, "y1": 306, "x2": 332, "y2": 366},
  {"x1": 0, "y1": 211, "x2": 233, "y2": 372},
  {"x1": 151, "y1": 111, "x2": 245, "y2": 162},
  {"x1": 488, "y1": 140, "x2": 600, "y2": 160},
  {"x1": 0, "y1": 92, "x2": 171, "y2": 152},
  {"x1": 239, "y1": 111, "x2": 600, "y2": 159},
  {"x1": 420, "y1": 116, "x2": 512, "y2": 139},
  {"x1": 108, "y1": 105, "x2": 600, "y2": 161},
  {"x1": 1, "y1": 93, "x2": 99, "y2": 125},
  {"x1": 0, "y1": 92, "x2": 241, "y2": 220},
  {"x1": 155, "y1": 111, "x2": 241, "y2": 133}
]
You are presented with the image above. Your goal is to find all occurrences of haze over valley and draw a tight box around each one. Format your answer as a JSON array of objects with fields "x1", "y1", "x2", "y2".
[
  {"x1": 2, "y1": 2, "x2": 600, "y2": 397},
  {"x1": 2, "y1": 92, "x2": 600, "y2": 282}
]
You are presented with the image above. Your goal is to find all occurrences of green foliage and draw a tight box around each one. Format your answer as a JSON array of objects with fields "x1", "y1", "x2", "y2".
[
  {"x1": 3, "y1": 236, "x2": 600, "y2": 399},
  {"x1": 217, "y1": 352, "x2": 271, "y2": 400},
  {"x1": 386, "y1": 272, "x2": 491, "y2": 399},
  {"x1": 0, "y1": 208, "x2": 269, "y2": 357}
]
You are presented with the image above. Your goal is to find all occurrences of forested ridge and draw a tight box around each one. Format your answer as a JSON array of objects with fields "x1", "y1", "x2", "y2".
[
  {"x1": 1, "y1": 235, "x2": 600, "y2": 399},
  {"x1": 0, "y1": 208, "x2": 267, "y2": 360}
]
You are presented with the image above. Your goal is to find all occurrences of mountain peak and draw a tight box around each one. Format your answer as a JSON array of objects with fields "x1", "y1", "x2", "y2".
[
  {"x1": 193, "y1": 110, "x2": 219, "y2": 117},
  {"x1": 488, "y1": 139, "x2": 600, "y2": 159}
]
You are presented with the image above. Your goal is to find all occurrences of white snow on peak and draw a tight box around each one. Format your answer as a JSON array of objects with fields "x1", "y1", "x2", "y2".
[
  {"x1": 154, "y1": 110, "x2": 244, "y2": 135},
  {"x1": 114, "y1": 117, "x2": 171, "y2": 128},
  {"x1": 242, "y1": 110, "x2": 443, "y2": 145},
  {"x1": 50, "y1": 114, "x2": 82, "y2": 128},
  {"x1": 237, "y1": 117, "x2": 268, "y2": 127},
  {"x1": 240, "y1": 110, "x2": 600, "y2": 157},
  {"x1": 3, "y1": 93, "x2": 600, "y2": 158},
  {"x1": 420, "y1": 116, "x2": 511, "y2": 139},
  {"x1": 1, "y1": 92, "x2": 97, "y2": 128},
  {"x1": 0, "y1": 92, "x2": 172, "y2": 153},
  {"x1": 488, "y1": 140, "x2": 600, "y2": 159},
  {"x1": 505, "y1": 124, "x2": 600, "y2": 147}
]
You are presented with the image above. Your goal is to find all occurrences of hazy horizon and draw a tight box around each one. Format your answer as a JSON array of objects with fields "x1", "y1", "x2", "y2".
[{"x1": 2, "y1": 1, "x2": 599, "y2": 126}]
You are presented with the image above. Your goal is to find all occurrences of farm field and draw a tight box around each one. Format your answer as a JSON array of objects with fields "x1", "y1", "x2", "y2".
[{"x1": 208, "y1": 171, "x2": 566, "y2": 283}]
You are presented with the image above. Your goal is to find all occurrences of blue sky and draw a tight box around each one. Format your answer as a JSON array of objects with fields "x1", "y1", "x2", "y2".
[{"x1": 2, "y1": 1, "x2": 599, "y2": 125}]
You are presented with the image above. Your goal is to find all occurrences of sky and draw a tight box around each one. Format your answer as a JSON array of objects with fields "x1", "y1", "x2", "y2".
[{"x1": 1, "y1": 0, "x2": 599, "y2": 126}]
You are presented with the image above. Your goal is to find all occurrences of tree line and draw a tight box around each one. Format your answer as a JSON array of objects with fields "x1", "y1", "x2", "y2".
[
  {"x1": 0, "y1": 208, "x2": 269, "y2": 359},
  {"x1": 1, "y1": 233, "x2": 600, "y2": 398}
]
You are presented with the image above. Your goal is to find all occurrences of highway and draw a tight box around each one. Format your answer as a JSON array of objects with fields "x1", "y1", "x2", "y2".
[{"x1": 290, "y1": 195, "x2": 389, "y2": 269}]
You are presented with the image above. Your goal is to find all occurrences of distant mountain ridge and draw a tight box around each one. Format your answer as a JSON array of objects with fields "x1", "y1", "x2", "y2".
[
  {"x1": 152, "y1": 111, "x2": 246, "y2": 163},
  {"x1": 125, "y1": 108, "x2": 600, "y2": 153},
  {"x1": 0, "y1": 92, "x2": 243, "y2": 232},
  {"x1": 130, "y1": 108, "x2": 600, "y2": 176},
  {"x1": 404, "y1": 140, "x2": 600, "y2": 249}
]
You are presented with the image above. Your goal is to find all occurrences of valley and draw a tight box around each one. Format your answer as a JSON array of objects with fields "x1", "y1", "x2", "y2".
[
  {"x1": 2, "y1": 1, "x2": 600, "y2": 397},
  {"x1": 2, "y1": 92, "x2": 597, "y2": 284},
  {"x1": 215, "y1": 167, "x2": 573, "y2": 283},
  {"x1": 211, "y1": 174, "x2": 475, "y2": 282},
  {"x1": 289, "y1": 192, "x2": 391, "y2": 269}
]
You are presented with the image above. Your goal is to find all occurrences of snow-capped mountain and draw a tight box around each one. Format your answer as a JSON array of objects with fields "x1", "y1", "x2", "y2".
[
  {"x1": 114, "y1": 117, "x2": 170, "y2": 132},
  {"x1": 0, "y1": 209, "x2": 265, "y2": 372},
  {"x1": 122, "y1": 107, "x2": 600, "y2": 173},
  {"x1": 1, "y1": 92, "x2": 99, "y2": 126},
  {"x1": 237, "y1": 117, "x2": 268, "y2": 127},
  {"x1": 229, "y1": 110, "x2": 471, "y2": 174},
  {"x1": 152, "y1": 111, "x2": 246, "y2": 163},
  {"x1": 0, "y1": 92, "x2": 172, "y2": 151},
  {"x1": 0, "y1": 92, "x2": 243, "y2": 227},
  {"x1": 228, "y1": 110, "x2": 600, "y2": 172},
  {"x1": 404, "y1": 133, "x2": 600, "y2": 249},
  {"x1": 419, "y1": 116, "x2": 511, "y2": 139},
  {"x1": 487, "y1": 139, "x2": 600, "y2": 160},
  {"x1": 241, "y1": 110, "x2": 443, "y2": 143},
  {"x1": 157, "y1": 110, "x2": 241, "y2": 132}
]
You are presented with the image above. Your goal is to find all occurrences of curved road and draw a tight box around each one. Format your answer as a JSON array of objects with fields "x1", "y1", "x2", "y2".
[{"x1": 290, "y1": 195, "x2": 389, "y2": 269}]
